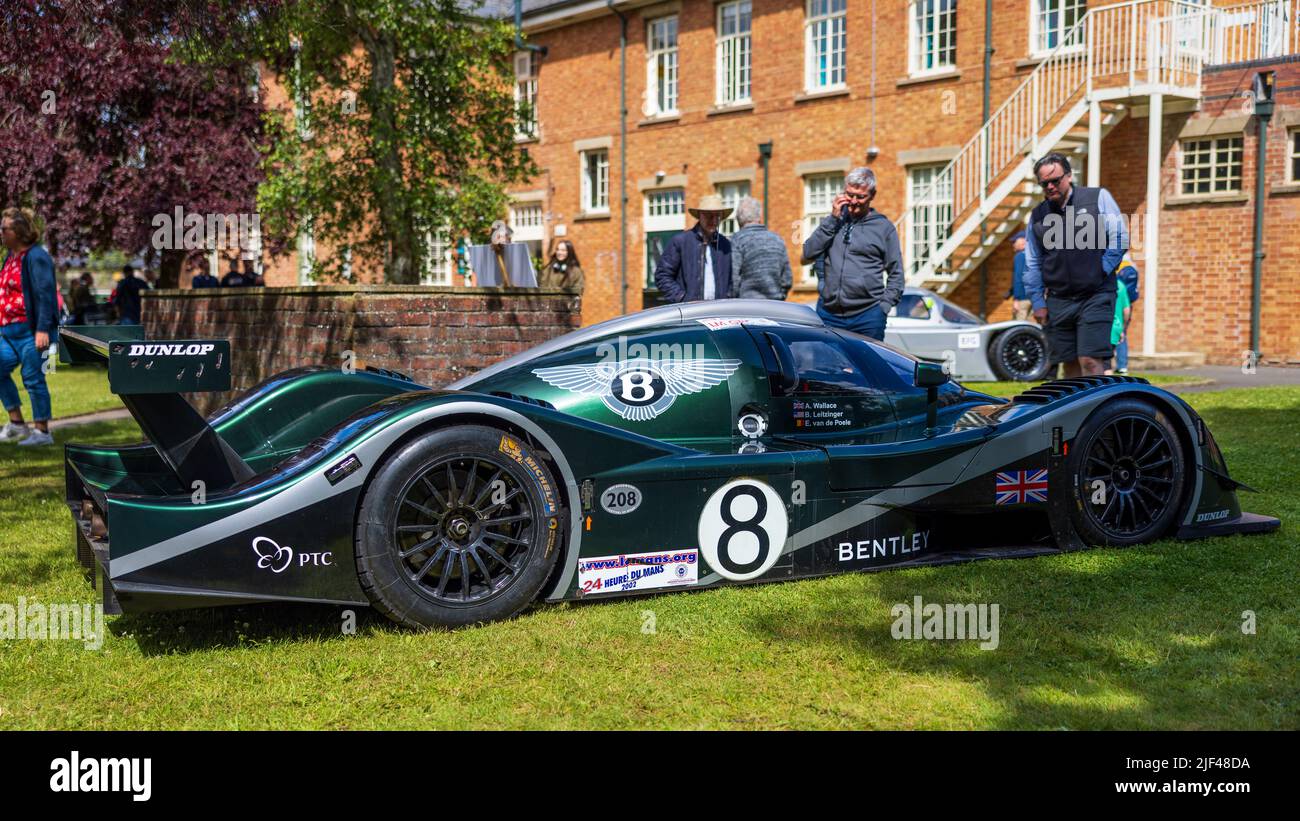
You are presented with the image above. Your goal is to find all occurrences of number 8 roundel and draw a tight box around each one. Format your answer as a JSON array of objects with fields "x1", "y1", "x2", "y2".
[{"x1": 698, "y1": 479, "x2": 788, "y2": 582}]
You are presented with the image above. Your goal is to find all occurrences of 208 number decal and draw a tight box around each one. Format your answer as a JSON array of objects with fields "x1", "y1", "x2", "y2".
[
  {"x1": 601, "y1": 483, "x2": 642, "y2": 515},
  {"x1": 698, "y1": 479, "x2": 788, "y2": 581}
]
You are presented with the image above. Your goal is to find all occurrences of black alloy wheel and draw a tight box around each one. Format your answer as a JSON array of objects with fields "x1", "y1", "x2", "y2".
[
  {"x1": 1069, "y1": 398, "x2": 1187, "y2": 546},
  {"x1": 991, "y1": 326, "x2": 1051, "y2": 382},
  {"x1": 356, "y1": 425, "x2": 562, "y2": 628},
  {"x1": 392, "y1": 454, "x2": 536, "y2": 605}
]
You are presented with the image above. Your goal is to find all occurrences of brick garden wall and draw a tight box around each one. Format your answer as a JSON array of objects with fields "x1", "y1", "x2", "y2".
[{"x1": 143, "y1": 286, "x2": 582, "y2": 413}]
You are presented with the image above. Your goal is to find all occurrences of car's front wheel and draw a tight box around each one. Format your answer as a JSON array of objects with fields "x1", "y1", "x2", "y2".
[
  {"x1": 990, "y1": 325, "x2": 1051, "y2": 381},
  {"x1": 1067, "y1": 398, "x2": 1187, "y2": 546},
  {"x1": 355, "y1": 425, "x2": 563, "y2": 629}
]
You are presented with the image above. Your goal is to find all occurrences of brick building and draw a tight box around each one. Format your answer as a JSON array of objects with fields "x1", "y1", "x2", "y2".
[
  {"x1": 476, "y1": 0, "x2": 1299, "y2": 364},
  {"x1": 237, "y1": 0, "x2": 1299, "y2": 365}
]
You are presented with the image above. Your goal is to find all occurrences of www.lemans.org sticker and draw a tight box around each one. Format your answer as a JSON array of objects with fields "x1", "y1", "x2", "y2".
[
  {"x1": 531, "y1": 358, "x2": 740, "y2": 422},
  {"x1": 498, "y1": 435, "x2": 559, "y2": 517},
  {"x1": 577, "y1": 550, "x2": 698, "y2": 595}
]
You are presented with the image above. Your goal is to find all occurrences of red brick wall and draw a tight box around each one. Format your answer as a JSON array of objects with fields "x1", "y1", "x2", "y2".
[
  {"x1": 1093, "y1": 61, "x2": 1300, "y2": 365},
  {"x1": 516, "y1": 0, "x2": 1123, "y2": 326},
  {"x1": 143, "y1": 286, "x2": 581, "y2": 413},
  {"x1": 233, "y1": 1, "x2": 1300, "y2": 365}
]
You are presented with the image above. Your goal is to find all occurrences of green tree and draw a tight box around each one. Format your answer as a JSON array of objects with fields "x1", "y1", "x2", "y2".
[{"x1": 193, "y1": 0, "x2": 536, "y2": 283}]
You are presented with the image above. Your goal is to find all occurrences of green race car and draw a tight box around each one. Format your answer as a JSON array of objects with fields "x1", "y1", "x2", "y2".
[{"x1": 61, "y1": 300, "x2": 1278, "y2": 628}]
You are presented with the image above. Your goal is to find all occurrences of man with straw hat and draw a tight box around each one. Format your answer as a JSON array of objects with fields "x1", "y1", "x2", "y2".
[{"x1": 653, "y1": 194, "x2": 733, "y2": 303}]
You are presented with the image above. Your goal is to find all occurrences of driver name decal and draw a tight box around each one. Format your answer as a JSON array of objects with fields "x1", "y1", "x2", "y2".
[{"x1": 792, "y1": 399, "x2": 853, "y2": 429}]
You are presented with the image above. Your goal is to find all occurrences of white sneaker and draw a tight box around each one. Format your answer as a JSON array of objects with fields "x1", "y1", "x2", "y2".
[
  {"x1": 17, "y1": 429, "x2": 53, "y2": 447},
  {"x1": 0, "y1": 422, "x2": 29, "y2": 443}
]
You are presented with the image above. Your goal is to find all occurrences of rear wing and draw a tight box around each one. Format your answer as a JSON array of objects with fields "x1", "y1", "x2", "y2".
[{"x1": 60, "y1": 326, "x2": 254, "y2": 491}]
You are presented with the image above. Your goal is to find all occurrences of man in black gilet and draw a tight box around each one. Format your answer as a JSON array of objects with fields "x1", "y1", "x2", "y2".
[{"x1": 1023, "y1": 152, "x2": 1129, "y2": 377}]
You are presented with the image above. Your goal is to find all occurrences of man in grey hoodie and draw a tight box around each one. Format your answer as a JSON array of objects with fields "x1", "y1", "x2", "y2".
[{"x1": 801, "y1": 167, "x2": 904, "y2": 340}]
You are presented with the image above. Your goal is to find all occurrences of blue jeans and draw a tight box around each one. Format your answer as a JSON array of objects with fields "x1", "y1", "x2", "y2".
[
  {"x1": 816, "y1": 301, "x2": 888, "y2": 341},
  {"x1": 1116, "y1": 337, "x2": 1129, "y2": 371},
  {"x1": 0, "y1": 323, "x2": 52, "y2": 421}
]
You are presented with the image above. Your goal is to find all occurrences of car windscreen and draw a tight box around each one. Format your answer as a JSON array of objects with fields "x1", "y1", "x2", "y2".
[
  {"x1": 894, "y1": 293, "x2": 932, "y2": 319},
  {"x1": 827, "y1": 330, "x2": 919, "y2": 390},
  {"x1": 940, "y1": 301, "x2": 982, "y2": 325}
]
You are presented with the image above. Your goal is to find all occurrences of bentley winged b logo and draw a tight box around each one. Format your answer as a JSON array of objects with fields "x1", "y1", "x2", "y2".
[{"x1": 532, "y1": 358, "x2": 741, "y2": 421}]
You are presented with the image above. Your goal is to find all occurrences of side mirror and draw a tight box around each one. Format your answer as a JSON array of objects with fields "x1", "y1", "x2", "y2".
[{"x1": 914, "y1": 361, "x2": 950, "y2": 389}]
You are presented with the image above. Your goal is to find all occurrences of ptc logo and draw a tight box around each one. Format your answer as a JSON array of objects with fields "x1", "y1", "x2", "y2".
[
  {"x1": 252, "y1": 536, "x2": 293, "y2": 573},
  {"x1": 252, "y1": 536, "x2": 333, "y2": 572}
]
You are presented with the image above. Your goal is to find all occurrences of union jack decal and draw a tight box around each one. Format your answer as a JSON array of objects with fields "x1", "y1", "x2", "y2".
[{"x1": 995, "y1": 469, "x2": 1048, "y2": 505}]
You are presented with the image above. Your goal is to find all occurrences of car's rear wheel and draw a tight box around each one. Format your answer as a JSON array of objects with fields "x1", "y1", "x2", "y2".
[
  {"x1": 1067, "y1": 398, "x2": 1187, "y2": 546},
  {"x1": 356, "y1": 425, "x2": 562, "y2": 629},
  {"x1": 990, "y1": 326, "x2": 1051, "y2": 381}
]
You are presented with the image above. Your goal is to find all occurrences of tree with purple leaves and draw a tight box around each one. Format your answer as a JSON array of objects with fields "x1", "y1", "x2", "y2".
[{"x1": 0, "y1": 1, "x2": 267, "y2": 288}]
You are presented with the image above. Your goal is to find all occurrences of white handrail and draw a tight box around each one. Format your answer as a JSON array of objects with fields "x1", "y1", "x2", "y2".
[{"x1": 897, "y1": 0, "x2": 1225, "y2": 281}]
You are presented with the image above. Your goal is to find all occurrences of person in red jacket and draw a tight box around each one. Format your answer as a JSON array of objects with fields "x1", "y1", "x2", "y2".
[{"x1": 0, "y1": 207, "x2": 57, "y2": 446}]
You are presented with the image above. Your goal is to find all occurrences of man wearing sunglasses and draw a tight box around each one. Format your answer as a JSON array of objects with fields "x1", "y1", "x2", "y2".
[
  {"x1": 801, "y1": 167, "x2": 904, "y2": 341},
  {"x1": 1023, "y1": 152, "x2": 1128, "y2": 377}
]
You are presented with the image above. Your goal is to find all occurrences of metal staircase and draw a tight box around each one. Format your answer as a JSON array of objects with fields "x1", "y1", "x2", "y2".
[{"x1": 897, "y1": 0, "x2": 1298, "y2": 295}]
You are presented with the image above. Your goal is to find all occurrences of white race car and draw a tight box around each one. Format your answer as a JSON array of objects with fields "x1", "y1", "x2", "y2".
[{"x1": 886, "y1": 287, "x2": 1052, "y2": 382}]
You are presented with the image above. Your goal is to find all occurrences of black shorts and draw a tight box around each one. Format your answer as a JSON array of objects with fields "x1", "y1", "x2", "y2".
[{"x1": 1045, "y1": 287, "x2": 1116, "y2": 365}]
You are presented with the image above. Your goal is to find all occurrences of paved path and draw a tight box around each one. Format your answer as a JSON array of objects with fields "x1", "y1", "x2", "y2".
[
  {"x1": 48, "y1": 407, "x2": 132, "y2": 431},
  {"x1": 1158, "y1": 364, "x2": 1300, "y2": 394}
]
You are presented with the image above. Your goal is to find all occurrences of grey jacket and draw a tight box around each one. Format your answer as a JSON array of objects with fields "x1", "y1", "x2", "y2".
[
  {"x1": 802, "y1": 209, "x2": 904, "y2": 316},
  {"x1": 728, "y1": 224, "x2": 793, "y2": 300}
]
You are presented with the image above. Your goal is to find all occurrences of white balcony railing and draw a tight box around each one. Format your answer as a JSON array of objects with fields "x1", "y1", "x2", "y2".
[
  {"x1": 896, "y1": 0, "x2": 1296, "y2": 284},
  {"x1": 1206, "y1": 0, "x2": 1298, "y2": 65}
]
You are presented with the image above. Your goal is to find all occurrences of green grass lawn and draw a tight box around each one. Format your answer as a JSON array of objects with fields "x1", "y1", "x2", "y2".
[
  {"x1": 8, "y1": 363, "x2": 119, "y2": 421},
  {"x1": 0, "y1": 386, "x2": 1294, "y2": 729}
]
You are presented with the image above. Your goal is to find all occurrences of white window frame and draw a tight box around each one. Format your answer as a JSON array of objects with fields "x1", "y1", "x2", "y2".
[
  {"x1": 1178, "y1": 134, "x2": 1244, "y2": 196},
  {"x1": 906, "y1": 164, "x2": 954, "y2": 273},
  {"x1": 513, "y1": 51, "x2": 539, "y2": 140},
  {"x1": 801, "y1": 172, "x2": 844, "y2": 284},
  {"x1": 421, "y1": 227, "x2": 453, "y2": 286},
  {"x1": 716, "y1": 1, "x2": 753, "y2": 106},
  {"x1": 580, "y1": 149, "x2": 610, "y2": 215},
  {"x1": 1030, "y1": 0, "x2": 1087, "y2": 57},
  {"x1": 579, "y1": 149, "x2": 608, "y2": 214},
  {"x1": 716, "y1": 180, "x2": 751, "y2": 236},
  {"x1": 646, "y1": 15, "x2": 680, "y2": 117},
  {"x1": 643, "y1": 188, "x2": 686, "y2": 234},
  {"x1": 509, "y1": 202, "x2": 545, "y2": 243},
  {"x1": 1289, "y1": 127, "x2": 1300, "y2": 184},
  {"x1": 805, "y1": 0, "x2": 847, "y2": 93},
  {"x1": 909, "y1": 0, "x2": 957, "y2": 77}
]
